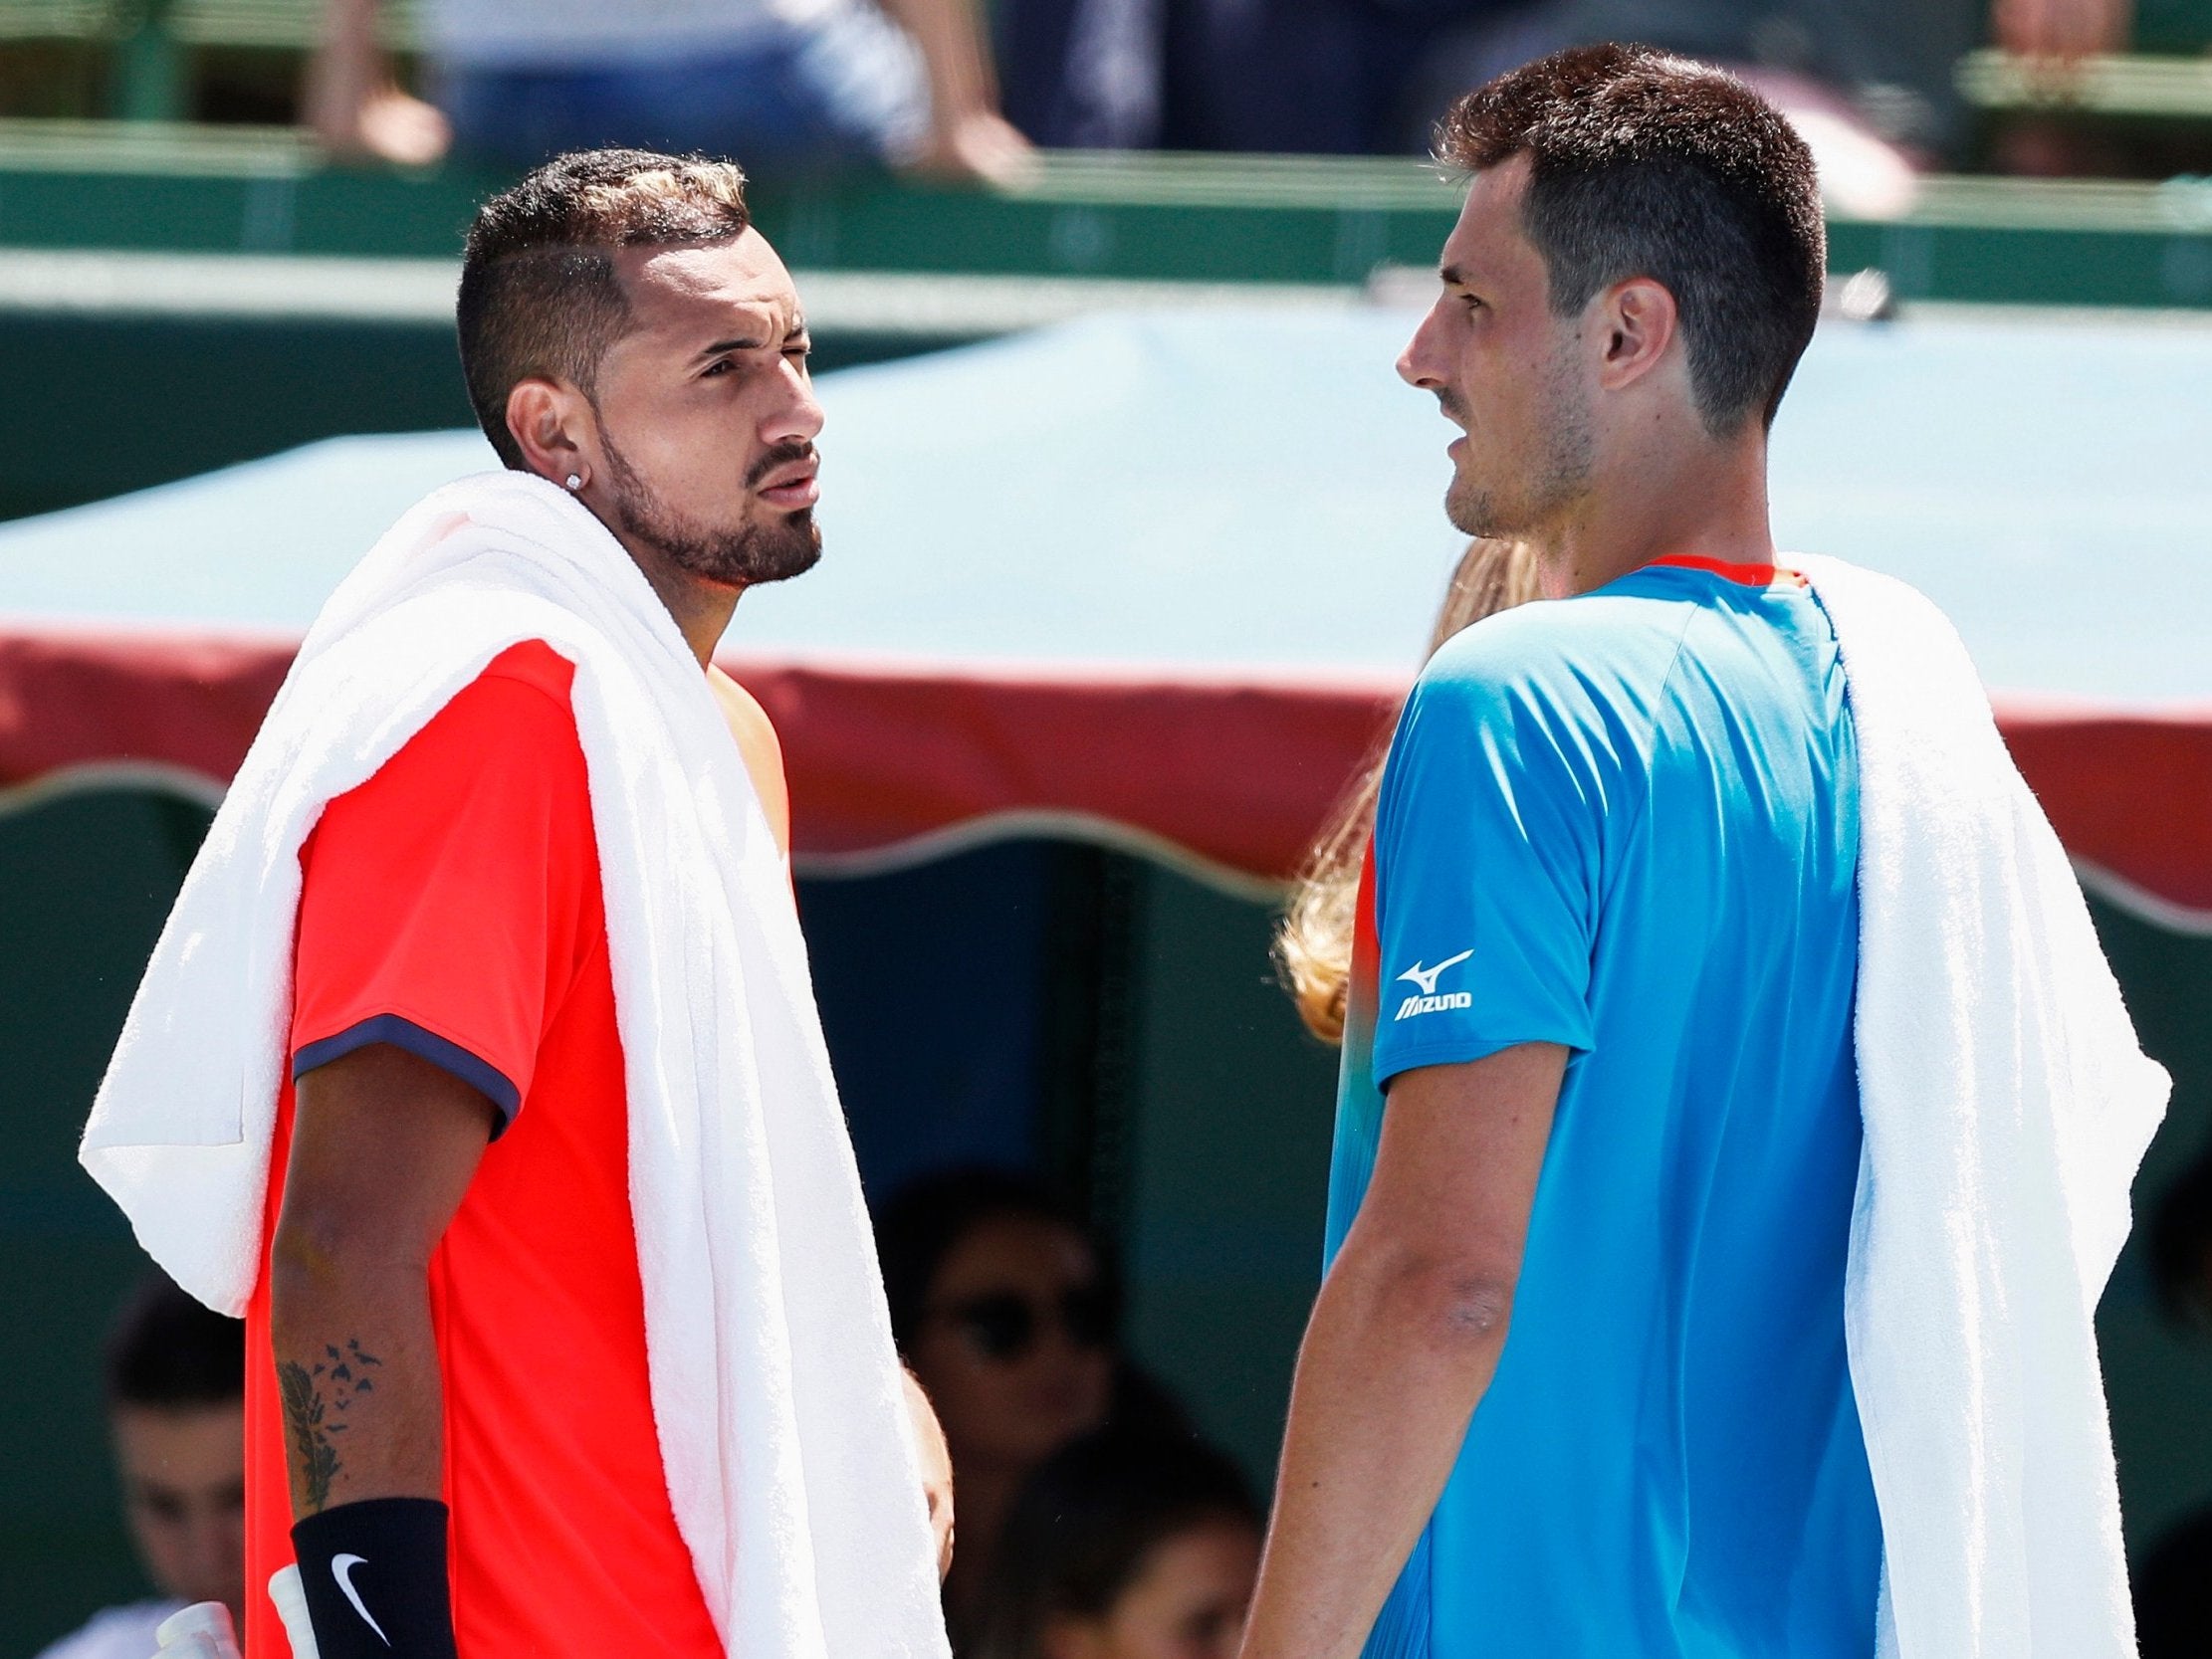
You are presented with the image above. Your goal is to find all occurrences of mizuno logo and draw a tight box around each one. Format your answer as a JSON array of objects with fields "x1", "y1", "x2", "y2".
[
  {"x1": 1396, "y1": 949, "x2": 1472, "y2": 997},
  {"x1": 1393, "y1": 948, "x2": 1474, "y2": 1020},
  {"x1": 332, "y1": 1555, "x2": 391, "y2": 1647},
  {"x1": 1395, "y1": 991, "x2": 1472, "y2": 1020}
]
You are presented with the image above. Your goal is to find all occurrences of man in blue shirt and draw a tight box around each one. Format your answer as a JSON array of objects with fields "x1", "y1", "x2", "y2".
[{"x1": 1240, "y1": 45, "x2": 1881, "y2": 1659}]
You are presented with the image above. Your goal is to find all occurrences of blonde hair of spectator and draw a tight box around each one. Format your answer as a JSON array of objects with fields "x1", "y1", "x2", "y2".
[{"x1": 1275, "y1": 538, "x2": 1540, "y2": 1046}]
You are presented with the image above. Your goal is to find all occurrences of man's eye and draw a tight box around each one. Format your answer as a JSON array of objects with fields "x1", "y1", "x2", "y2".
[
  {"x1": 786, "y1": 342, "x2": 812, "y2": 361},
  {"x1": 702, "y1": 359, "x2": 735, "y2": 378}
]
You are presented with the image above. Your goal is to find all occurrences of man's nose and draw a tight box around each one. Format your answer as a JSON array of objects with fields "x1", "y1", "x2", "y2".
[
  {"x1": 1398, "y1": 302, "x2": 1448, "y2": 391},
  {"x1": 185, "y1": 1506, "x2": 242, "y2": 1589},
  {"x1": 764, "y1": 359, "x2": 825, "y2": 447}
]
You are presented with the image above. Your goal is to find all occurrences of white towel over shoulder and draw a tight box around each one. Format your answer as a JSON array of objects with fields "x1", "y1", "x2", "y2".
[
  {"x1": 1797, "y1": 554, "x2": 2169, "y2": 1659},
  {"x1": 82, "y1": 470, "x2": 949, "y2": 1659}
]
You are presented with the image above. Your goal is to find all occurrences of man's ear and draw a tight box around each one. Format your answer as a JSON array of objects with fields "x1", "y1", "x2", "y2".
[
  {"x1": 1592, "y1": 277, "x2": 1679, "y2": 396},
  {"x1": 505, "y1": 377, "x2": 598, "y2": 491}
]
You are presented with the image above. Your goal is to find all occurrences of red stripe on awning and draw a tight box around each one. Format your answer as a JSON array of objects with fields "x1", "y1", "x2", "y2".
[
  {"x1": 1997, "y1": 707, "x2": 2212, "y2": 914},
  {"x1": 2, "y1": 624, "x2": 2204, "y2": 907}
]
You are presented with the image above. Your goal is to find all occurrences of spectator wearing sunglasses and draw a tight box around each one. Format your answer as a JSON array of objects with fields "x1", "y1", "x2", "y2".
[
  {"x1": 969, "y1": 1429, "x2": 1261, "y2": 1659},
  {"x1": 878, "y1": 1168, "x2": 1185, "y2": 1635}
]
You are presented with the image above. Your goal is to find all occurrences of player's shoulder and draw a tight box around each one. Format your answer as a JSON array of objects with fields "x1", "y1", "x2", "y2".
[
  {"x1": 1420, "y1": 590, "x2": 1685, "y2": 715},
  {"x1": 707, "y1": 667, "x2": 791, "y2": 854},
  {"x1": 706, "y1": 667, "x2": 784, "y2": 762},
  {"x1": 365, "y1": 643, "x2": 583, "y2": 811},
  {"x1": 473, "y1": 639, "x2": 578, "y2": 708},
  {"x1": 419, "y1": 642, "x2": 583, "y2": 755}
]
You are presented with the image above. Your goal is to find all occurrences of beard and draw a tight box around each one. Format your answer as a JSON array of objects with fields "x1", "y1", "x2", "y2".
[
  {"x1": 1441, "y1": 344, "x2": 1595, "y2": 538},
  {"x1": 599, "y1": 429, "x2": 823, "y2": 588}
]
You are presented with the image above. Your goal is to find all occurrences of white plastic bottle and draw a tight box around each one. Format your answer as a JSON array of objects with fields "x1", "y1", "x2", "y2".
[{"x1": 149, "y1": 1602, "x2": 240, "y2": 1659}]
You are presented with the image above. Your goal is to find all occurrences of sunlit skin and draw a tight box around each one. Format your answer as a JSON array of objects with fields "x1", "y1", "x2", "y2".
[
  {"x1": 1396, "y1": 152, "x2": 1778, "y2": 598},
  {"x1": 907, "y1": 1216, "x2": 1116, "y2": 1617},
  {"x1": 1045, "y1": 1521, "x2": 1264, "y2": 1659},
  {"x1": 903, "y1": 1368, "x2": 959, "y2": 1579},
  {"x1": 505, "y1": 227, "x2": 824, "y2": 669},
  {"x1": 112, "y1": 1401, "x2": 247, "y2": 1629}
]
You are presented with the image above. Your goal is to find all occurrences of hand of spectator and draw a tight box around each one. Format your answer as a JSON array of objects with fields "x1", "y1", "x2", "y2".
[
  {"x1": 903, "y1": 109, "x2": 1038, "y2": 188},
  {"x1": 1992, "y1": 0, "x2": 2133, "y2": 61},
  {"x1": 902, "y1": 1368, "x2": 958, "y2": 1579},
  {"x1": 303, "y1": 0, "x2": 452, "y2": 170},
  {"x1": 308, "y1": 81, "x2": 452, "y2": 167}
]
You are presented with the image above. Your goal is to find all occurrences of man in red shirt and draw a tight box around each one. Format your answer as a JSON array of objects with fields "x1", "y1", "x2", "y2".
[{"x1": 243, "y1": 149, "x2": 929, "y2": 1659}]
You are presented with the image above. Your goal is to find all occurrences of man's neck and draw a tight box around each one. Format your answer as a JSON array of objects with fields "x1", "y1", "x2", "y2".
[
  {"x1": 1532, "y1": 434, "x2": 1776, "y2": 598},
  {"x1": 619, "y1": 535, "x2": 743, "y2": 669}
]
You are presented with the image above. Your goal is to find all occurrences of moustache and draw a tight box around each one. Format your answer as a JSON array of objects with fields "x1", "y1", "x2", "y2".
[
  {"x1": 747, "y1": 441, "x2": 819, "y2": 491},
  {"x1": 1437, "y1": 390, "x2": 1469, "y2": 427}
]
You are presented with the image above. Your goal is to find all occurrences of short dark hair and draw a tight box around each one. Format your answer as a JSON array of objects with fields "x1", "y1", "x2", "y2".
[
  {"x1": 105, "y1": 1271, "x2": 243, "y2": 1411},
  {"x1": 970, "y1": 1430, "x2": 1260, "y2": 1659},
  {"x1": 873, "y1": 1166, "x2": 1106, "y2": 1356},
  {"x1": 456, "y1": 148, "x2": 752, "y2": 469},
  {"x1": 1438, "y1": 43, "x2": 1826, "y2": 435}
]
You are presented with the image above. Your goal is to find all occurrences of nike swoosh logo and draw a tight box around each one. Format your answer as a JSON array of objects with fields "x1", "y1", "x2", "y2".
[
  {"x1": 332, "y1": 1554, "x2": 392, "y2": 1647},
  {"x1": 1397, "y1": 948, "x2": 1473, "y2": 996}
]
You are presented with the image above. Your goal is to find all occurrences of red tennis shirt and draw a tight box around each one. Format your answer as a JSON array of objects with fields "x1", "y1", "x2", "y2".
[{"x1": 242, "y1": 642, "x2": 723, "y2": 1658}]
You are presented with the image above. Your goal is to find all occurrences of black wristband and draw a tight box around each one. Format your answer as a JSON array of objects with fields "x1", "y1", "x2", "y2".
[{"x1": 291, "y1": 1497, "x2": 459, "y2": 1659}]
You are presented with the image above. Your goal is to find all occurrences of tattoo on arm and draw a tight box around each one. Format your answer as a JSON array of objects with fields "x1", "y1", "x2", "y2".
[{"x1": 278, "y1": 1339, "x2": 383, "y2": 1514}]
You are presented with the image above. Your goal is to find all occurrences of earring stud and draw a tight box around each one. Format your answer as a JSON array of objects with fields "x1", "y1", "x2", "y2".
[{"x1": 564, "y1": 473, "x2": 582, "y2": 491}]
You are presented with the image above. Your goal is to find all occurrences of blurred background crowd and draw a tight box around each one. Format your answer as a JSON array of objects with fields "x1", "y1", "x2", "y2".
[{"x1": 0, "y1": 0, "x2": 2209, "y2": 190}]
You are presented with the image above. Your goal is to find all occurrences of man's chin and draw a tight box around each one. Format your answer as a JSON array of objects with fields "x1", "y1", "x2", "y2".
[
  {"x1": 1445, "y1": 482, "x2": 1499, "y2": 539},
  {"x1": 746, "y1": 512, "x2": 822, "y2": 586}
]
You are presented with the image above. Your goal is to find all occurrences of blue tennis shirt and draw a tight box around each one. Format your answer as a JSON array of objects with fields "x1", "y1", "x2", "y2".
[{"x1": 1327, "y1": 555, "x2": 1881, "y2": 1658}]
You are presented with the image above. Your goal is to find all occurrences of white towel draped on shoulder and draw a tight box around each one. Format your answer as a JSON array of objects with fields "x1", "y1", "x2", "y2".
[
  {"x1": 1797, "y1": 553, "x2": 2169, "y2": 1659},
  {"x1": 81, "y1": 470, "x2": 950, "y2": 1659}
]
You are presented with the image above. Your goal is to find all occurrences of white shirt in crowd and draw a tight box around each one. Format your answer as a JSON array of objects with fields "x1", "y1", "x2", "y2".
[{"x1": 33, "y1": 1600, "x2": 184, "y2": 1659}]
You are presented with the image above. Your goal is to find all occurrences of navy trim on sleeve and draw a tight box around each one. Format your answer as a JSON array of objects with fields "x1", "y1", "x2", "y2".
[{"x1": 293, "y1": 1014, "x2": 521, "y2": 1136}]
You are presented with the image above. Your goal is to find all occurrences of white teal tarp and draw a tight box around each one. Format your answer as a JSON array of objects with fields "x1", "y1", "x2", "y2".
[{"x1": 1, "y1": 308, "x2": 2206, "y2": 702}]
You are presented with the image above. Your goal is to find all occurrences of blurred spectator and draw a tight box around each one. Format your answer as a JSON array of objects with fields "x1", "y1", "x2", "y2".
[
  {"x1": 2150, "y1": 1140, "x2": 2212, "y2": 1331},
  {"x1": 1405, "y1": 0, "x2": 2139, "y2": 192},
  {"x1": 1002, "y1": 0, "x2": 1538, "y2": 152},
  {"x1": 35, "y1": 1273, "x2": 244, "y2": 1659},
  {"x1": 2135, "y1": 1143, "x2": 2212, "y2": 1656},
  {"x1": 878, "y1": 1167, "x2": 1185, "y2": 1632},
  {"x1": 306, "y1": 0, "x2": 1031, "y2": 182},
  {"x1": 1380, "y1": 1, "x2": 1971, "y2": 212},
  {"x1": 1993, "y1": 0, "x2": 2134, "y2": 63},
  {"x1": 968, "y1": 1429, "x2": 1261, "y2": 1659},
  {"x1": 1006, "y1": 0, "x2": 2138, "y2": 199}
]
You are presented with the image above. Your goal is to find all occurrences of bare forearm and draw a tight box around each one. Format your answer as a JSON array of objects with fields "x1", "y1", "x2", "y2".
[
  {"x1": 270, "y1": 1241, "x2": 444, "y2": 1518},
  {"x1": 306, "y1": 0, "x2": 380, "y2": 116},
  {"x1": 878, "y1": 0, "x2": 995, "y2": 116},
  {"x1": 1240, "y1": 1256, "x2": 1508, "y2": 1659}
]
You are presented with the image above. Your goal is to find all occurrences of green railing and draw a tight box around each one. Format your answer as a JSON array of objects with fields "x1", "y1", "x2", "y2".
[{"x1": 3, "y1": 123, "x2": 2212, "y2": 308}]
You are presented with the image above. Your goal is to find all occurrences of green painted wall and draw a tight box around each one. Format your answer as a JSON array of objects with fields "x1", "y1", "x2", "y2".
[
  {"x1": 1115, "y1": 864, "x2": 1339, "y2": 1489},
  {"x1": 2094, "y1": 895, "x2": 2212, "y2": 1549},
  {"x1": 1, "y1": 788, "x2": 215, "y2": 1655}
]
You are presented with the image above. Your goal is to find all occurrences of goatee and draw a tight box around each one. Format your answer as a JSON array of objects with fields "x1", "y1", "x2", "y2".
[{"x1": 602, "y1": 434, "x2": 824, "y2": 588}]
